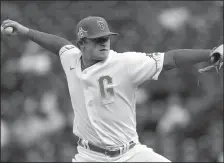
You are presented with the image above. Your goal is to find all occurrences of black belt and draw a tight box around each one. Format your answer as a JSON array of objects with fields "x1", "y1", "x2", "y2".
[{"x1": 77, "y1": 138, "x2": 136, "y2": 157}]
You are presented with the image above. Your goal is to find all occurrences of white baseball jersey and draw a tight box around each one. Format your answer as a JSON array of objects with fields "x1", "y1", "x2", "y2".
[{"x1": 59, "y1": 45, "x2": 164, "y2": 148}]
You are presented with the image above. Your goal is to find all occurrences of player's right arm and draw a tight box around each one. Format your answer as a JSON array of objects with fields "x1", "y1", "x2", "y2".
[{"x1": 1, "y1": 19, "x2": 73, "y2": 56}]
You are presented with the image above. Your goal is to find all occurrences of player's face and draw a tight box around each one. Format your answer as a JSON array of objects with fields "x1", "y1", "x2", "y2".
[{"x1": 83, "y1": 36, "x2": 110, "y2": 61}]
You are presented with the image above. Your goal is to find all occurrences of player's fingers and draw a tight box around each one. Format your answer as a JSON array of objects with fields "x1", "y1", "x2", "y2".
[
  {"x1": 1, "y1": 22, "x2": 10, "y2": 29},
  {"x1": 2, "y1": 21, "x2": 13, "y2": 27},
  {"x1": 198, "y1": 65, "x2": 215, "y2": 73},
  {"x1": 2, "y1": 22, "x2": 16, "y2": 30},
  {"x1": 1, "y1": 19, "x2": 13, "y2": 26},
  {"x1": 1, "y1": 20, "x2": 15, "y2": 28}
]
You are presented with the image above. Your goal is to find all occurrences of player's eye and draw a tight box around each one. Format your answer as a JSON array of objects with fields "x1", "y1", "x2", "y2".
[{"x1": 92, "y1": 37, "x2": 109, "y2": 44}]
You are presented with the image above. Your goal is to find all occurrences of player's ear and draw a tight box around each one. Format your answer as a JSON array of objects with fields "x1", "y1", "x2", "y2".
[
  {"x1": 76, "y1": 41, "x2": 80, "y2": 49},
  {"x1": 77, "y1": 39, "x2": 85, "y2": 50}
]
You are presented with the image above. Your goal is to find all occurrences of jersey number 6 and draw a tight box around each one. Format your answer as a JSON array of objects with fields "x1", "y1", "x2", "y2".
[{"x1": 98, "y1": 76, "x2": 115, "y2": 104}]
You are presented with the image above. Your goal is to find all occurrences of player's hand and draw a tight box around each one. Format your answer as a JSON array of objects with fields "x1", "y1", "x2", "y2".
[
  {"x1": 1, "y1": 19, "x2": 29, "y2": 36},
  {"x1": 199, "y1": 44, "x2": 223, "y2": 73}
]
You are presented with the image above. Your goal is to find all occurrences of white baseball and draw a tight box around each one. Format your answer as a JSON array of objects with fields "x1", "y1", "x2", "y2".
[{"x1": 4, "y1": 27, "x2": 14, "y2": 35}]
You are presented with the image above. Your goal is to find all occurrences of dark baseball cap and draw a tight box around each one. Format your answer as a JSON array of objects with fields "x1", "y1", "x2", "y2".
[{"x1": 76, "y1": 16, "x2": 119, "y2": 40}]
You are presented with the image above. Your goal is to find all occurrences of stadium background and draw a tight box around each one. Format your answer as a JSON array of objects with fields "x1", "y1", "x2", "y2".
[{"x1": 1, "y1": 1, "x2": 223, "y2": 162}]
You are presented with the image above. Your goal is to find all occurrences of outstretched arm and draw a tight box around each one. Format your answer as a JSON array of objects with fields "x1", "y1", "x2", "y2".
[
  {"x1": 163, "y1": 46, "x2": 223, "y2": 71},
  {"x1": 163, "y1": 49, "x2": 211, "y2": 70},
  {"x1": 1, "y1": 19, "x2": 72, "y2": 55}
]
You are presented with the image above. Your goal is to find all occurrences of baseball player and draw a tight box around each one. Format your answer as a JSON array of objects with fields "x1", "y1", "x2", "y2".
[{"x1": 1, "y1": 16, "x2": 223, "y2": 162}]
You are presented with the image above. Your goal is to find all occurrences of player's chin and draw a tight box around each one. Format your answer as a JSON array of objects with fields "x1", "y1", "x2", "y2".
[{"x1": 96, "y1": 51, "x2": 109, "y2": 60}]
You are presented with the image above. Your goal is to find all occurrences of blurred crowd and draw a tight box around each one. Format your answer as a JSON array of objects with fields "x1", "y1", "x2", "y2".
[{"x1": 1, "y1": 1, "x2": 223, "y2": 162}]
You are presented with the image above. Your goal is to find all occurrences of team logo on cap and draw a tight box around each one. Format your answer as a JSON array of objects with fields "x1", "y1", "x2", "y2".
[
  {"x1": 78, "y1": 27, "x2": 88, "y2": 39},
  {"x1": 97, "y1": 20, "x2": 105, "y2": 30}
]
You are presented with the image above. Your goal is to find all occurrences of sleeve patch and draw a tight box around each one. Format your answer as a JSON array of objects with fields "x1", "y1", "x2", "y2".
[{"x1": 59, "y1": 45, "x2": 77, "y2": 56}]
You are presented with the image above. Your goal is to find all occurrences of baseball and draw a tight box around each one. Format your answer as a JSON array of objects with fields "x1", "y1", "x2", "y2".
[{"x1": 4, "y1": 27, "x2": 14, "y2": 35}]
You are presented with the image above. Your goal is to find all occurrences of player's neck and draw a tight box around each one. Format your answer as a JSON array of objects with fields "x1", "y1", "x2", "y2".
[{"x1": 81, "y1": 56, "x2": 99, "y2": 71}]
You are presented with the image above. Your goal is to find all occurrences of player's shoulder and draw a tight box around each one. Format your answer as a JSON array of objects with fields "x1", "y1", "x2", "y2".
[
  {"x1": 108, "y1": 50, "x2": 126, "y2": 62},
  {"x1": 111, "y1": 50, "x2": 148, "y2": 61},
  {"x1": 59, "y1": 44, "x2": 81, "y2": 57},
  {"x1": 109, "y1": 50, "x2": 140, "y2": 58},
  {"x1": 109, "y1": 50, "x2": 144, "y2": 64},
  {"x1": 59, "y1": 45, "x2": 81, "y2": 69},
  {"x1": 118, "y1": 51, "x2": 164, "y2": 60}
]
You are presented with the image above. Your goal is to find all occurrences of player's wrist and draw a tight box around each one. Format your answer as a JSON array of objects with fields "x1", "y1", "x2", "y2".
[{"x1": 22, "y1": 27, "x2": 30, "y2": 36}]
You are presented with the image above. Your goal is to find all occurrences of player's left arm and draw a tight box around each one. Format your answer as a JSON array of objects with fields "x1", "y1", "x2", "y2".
[{"x1": 163, "y1": 44, "x2": 223, "y2": 72}]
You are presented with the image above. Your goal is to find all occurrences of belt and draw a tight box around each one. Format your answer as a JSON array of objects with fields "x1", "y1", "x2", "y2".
[{"x1": 77, "y1": 138, "x2": 136, "y2": 157}]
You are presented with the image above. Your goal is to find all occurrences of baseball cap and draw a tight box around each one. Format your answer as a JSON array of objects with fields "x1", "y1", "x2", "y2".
[{"x1": 76, "y1": 16, "x2": 119, "y2": 40}]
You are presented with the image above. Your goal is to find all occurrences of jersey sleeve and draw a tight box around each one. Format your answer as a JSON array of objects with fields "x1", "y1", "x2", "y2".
[
  {"x1": 125, "y1": 51, "x2": 165, "y2": 86},
  {"x1": 59, "y1": 45, "x2": 81, "y2": 73}
]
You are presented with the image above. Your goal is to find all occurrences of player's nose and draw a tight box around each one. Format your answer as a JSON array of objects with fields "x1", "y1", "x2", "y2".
[{"x1": 100, "y1": 43, "x2": 107, "y2": 48}]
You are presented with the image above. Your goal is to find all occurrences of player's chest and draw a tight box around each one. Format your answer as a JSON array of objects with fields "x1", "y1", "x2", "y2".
[
  {"x1": 68, "y1": 65, "x2": 126, "y2": 88},
  {"x1": 66, "y1": 62, "x2": 130, "y2": 100}
]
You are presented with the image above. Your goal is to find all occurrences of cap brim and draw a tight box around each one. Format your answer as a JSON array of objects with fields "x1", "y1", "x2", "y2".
[{"x1": 87, "y1": 32, "x2": 119, "y2": 39}]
